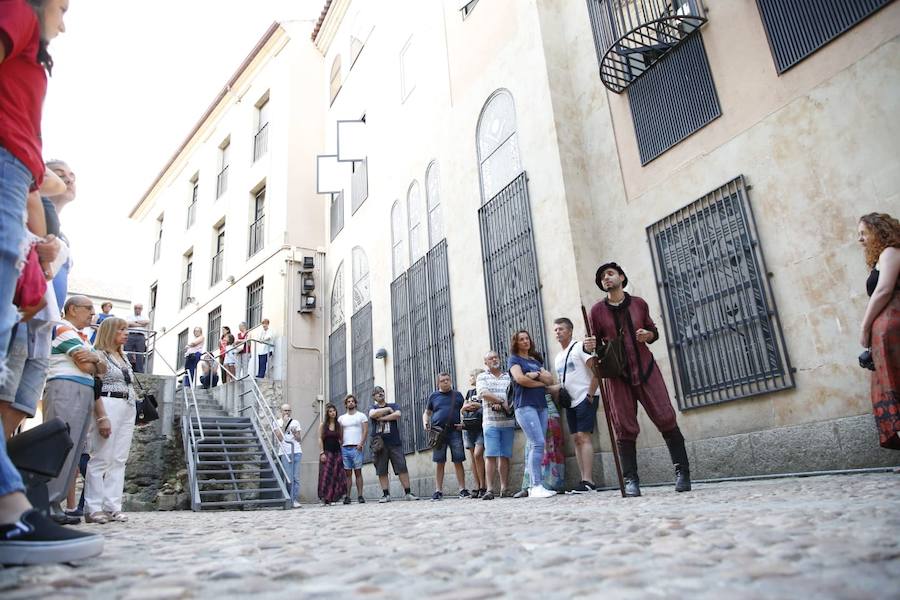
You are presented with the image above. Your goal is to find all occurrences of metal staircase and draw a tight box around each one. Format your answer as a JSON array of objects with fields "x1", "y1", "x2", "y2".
[{"x1": 176, "y1": 368, "x2": 292, "y2": 511}]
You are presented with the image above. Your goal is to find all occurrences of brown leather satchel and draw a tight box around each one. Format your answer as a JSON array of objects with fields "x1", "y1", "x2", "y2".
[{"x1": 592, "y1": 334, "x2": 626, "y2": 379}]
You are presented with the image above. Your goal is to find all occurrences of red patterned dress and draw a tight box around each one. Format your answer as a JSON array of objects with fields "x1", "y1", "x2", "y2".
[
  {"x1": 868, "y1": 268, "x2": 900, "y2": 450},
  {"x1": 318, "y1": 425, "x2": 347, "y2": 502}
]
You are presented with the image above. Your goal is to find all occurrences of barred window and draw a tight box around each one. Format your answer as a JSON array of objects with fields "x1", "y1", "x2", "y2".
[
  {"x1": 330, "y1": 191, "x2": 344, "y2": 242},
  {"x1": 352, "y1": 247, "x2": 370, "y2": 312},
  {"x1": 627, "y1": 34, "x2": 720, "y2": 165},
  {"x1": 391, "y1": 200, "x2": 406, "y2": 278},
  {"x1": 331, "y1": 262, "x2": 345, "y2": 331},
  {"x1": 647, "y1": 175, "x2": 794, "y2": 410},
  {"x1": 329, "y1": 324, "x2": 347, "y2": 404},
  {"x1": 245, "y1": 277, "x2": 264, "y2": 329},
  {"x1": 206, "y1": 306, "x2": 221, "y2": 353},
  {"x1": 351, "y1": 159, "x2": 368, "y2": 214},
  {"x1": 407, "y1": 181, "x2": 426, "y2": 262},
  {"x1": 477, "y1": 89, "x2": 522, "y2": 203},
  {"x1": 756, "y1": 0, "x2": 893, "y2": 73},
  {"x1": 176, "y1": 328, "x2": 188, "y2": 371},
  {"x1": 426, "y1": 161, "x2": 444, "y2": 245}
]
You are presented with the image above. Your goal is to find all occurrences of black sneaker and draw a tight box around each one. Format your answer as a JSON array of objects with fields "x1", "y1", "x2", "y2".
[
  {"x1": 0, "y1": 509, "x2": 104, "y2": 565},
  {"x1": 357, "y1": 496, "x2": 366, "y2": 504},
  {"x1": 343, "y1": 496, "x2": 352, "y2": 505},
  {"x1": 431, "y1": 491, "x2": 443, "y2": 501},
  {"x1": 571, "y1": 481, "x2": 596, "y2": 494},
  {"x1": 458, "y1": 488, "x2": 471, "y2": 499}
]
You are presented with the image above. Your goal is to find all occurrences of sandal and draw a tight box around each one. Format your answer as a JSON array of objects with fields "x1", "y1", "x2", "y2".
[
  {"x1": 481, "y1": 491, "x2": 495, "y2": 500},
  {"x1": 107, "y1": 511, "x2": 129, "y2": 522},
  {"x1": 85, "y1": 512, "x2": 109, "y2": 524}
]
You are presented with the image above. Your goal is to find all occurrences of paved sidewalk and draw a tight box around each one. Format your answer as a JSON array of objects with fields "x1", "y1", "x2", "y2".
[{"x1": 1, "y1": 473, "x2": 898, "y2": 599}]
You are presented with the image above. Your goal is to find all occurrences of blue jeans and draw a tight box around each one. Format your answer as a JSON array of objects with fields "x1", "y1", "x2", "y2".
[
  {"x1": 515, "y1": 405, "x2": 548, "y2": 486},
  {"x1": 280, "y1": 452, "x2": 302, "y2": 501},
  {"x1": 0, "y1": 146, "x2": 31, "y2": 383},
  {"x1": 0, "y1": 415, "x2": 25, "y2": 496}
]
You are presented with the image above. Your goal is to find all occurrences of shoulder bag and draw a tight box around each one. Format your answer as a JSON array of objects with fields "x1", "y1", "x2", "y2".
[
  {"x1": 557, "y1": 343, "x2": 577, "y2": 409},
  {"x1": 461, "y1": 389, "x2": 483, "y2": 432},
  {"x1": 427, "y1": 395, "x2": 458, "y2": 449},
  {"x1": 131, "y1": 367, "x2": 159, "y2": 425},
  {"x1": 591, "y1": 308, "x2": 627, "y2": 380}
]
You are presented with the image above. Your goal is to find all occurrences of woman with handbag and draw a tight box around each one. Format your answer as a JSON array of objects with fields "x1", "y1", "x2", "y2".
[
  {"x1": 508, "y1": 329, "x2": 556, "y2": 499},
  {"x1": 461, "y1": 369, "x2": 486, "y2": 498},
  {"x1": 858, "y1": 213, "x2": 900, "y2": 450},
  {"x1": 317, "y1": 403, "x2": 347, "y2": 505},
  {"x1": 84, "y1": 318, "x2": 138, "y2": 524}
]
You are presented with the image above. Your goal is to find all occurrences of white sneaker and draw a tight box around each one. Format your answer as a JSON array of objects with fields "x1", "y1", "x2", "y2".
[
  {"x1": 292, "y1": 501, "x2": 302, "y2": 509},
  {"x1": 529, "y1": 485, "x2": 556, "y2": 498}
]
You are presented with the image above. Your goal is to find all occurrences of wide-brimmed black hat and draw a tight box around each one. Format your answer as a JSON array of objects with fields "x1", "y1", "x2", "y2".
[{"x1": 595, "y1": 262, "x2": 627, "y2": 290}]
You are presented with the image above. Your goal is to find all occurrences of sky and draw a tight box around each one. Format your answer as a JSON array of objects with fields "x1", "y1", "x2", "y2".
[{"x1": 41, "y1": 0, "x2": 323, "y2": 301}]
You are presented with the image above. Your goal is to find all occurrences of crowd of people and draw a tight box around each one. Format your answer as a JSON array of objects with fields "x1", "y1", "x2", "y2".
[
  {"x1": 185, "y1": 319, "x2": 274, "y2": 389},
  {"x1": 0, "y1": 0, "x2": 897, "y2": 570}
]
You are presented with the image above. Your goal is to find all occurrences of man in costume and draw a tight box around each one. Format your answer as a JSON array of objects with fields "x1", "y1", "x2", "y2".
[{"x1": 585, "y1": 262, "x2": 691, "y2": 497}]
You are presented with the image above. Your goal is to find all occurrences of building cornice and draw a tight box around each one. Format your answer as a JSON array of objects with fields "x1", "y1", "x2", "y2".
[
  {"x1": 312, "y1": 0, "x2": 350, "y2": 55},
  {"x1": 129, "y1": 22, "x2": 286, "y2": 220}
]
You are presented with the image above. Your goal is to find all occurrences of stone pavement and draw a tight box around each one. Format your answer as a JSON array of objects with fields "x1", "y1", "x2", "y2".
[{"x1": 1, "y1": 473, "x2": 898, "y2": 599}]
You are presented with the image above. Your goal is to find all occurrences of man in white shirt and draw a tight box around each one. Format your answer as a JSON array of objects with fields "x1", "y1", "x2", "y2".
[
  {"x1": 274, "y1": 404, "x2": 303, "y2": 508},
  {"x1": 338, "y1": 395, "x2": 368, "y2": 504},
  {"x1": 125, "y1": 303, "x2": 150, "y2": 373},
  {"x1": 255, "y1": 319, "x2": 273, "y2": 378},
  {"x1": 553, "y1": 317, "x2": 599, "y2": 493}
]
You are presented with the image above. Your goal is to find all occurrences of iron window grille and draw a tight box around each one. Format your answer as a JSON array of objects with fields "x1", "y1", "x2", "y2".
[
  {"x1": 206, "y1": 306, "x2": 221, "y2": 353},
  {"x1": 330, "y1": 191, "x2": 344, "y2": 241},
  {"x1": 176, "y1": 328, "x2": 188, "y2": 371},
  {"x1": 248, "y1": 188, "x2": 265, "y2": 258},
  {"x1": 210, "y1": 251, "x2": 223, "y2": 286},
  {"x1": 585, "y1": 0, "x2": 707, "y2": 94},
  {"x1": 351, "y1": 302, "x2": 375, "y2": 462},
  {"x1": 253, "y1": 123, "x2": 268, "y2": 162},
  {"x1": 351, "y1": 158, "x2": 368, "y2": 214},
  {"x1": 246, "y1": 276, "x2": 264, "y2": 329},
  {"x1": 180, "y1": 260, "x2": 192, "y2": 309},
  {"x1": 627, "y1": 33, "x2": 721, "y2": 165},
  {"x1": 647, "y1": 175, "x2": 794, "y2": 410},
  {"x1": 216, "y1": 165, "x2": 228, "y2": 199},
  {"x1": 187, "y1": 183, "x2": 198, "y2": 228},
  {"x1": 478, "y1": 172, "x2": 549, "y2": 367},
  {"x1": 329, "y1": 324, "x2": 347, "y2": 404},
  {"x1": 390, "y1": 239, "x2": 456, "y2": 453},
  {"x1": 756, "y1": 0, "x2": 893, "y2": 74}
]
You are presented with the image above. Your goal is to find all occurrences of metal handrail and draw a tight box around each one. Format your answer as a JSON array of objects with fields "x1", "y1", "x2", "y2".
[
  {"x1": 199, "y1": 352, "x2": 291, "y2": 493},
  {"x1": 152, "y1": 351, "x2": 205, "y2": 442}
]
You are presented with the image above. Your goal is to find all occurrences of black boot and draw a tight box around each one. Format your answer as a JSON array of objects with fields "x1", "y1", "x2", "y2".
[
  {"x1": 663, "y1": 427, "x2": 691, "y2": 493},
  {"x1": 616, "y1": 439, "x2": 641, "y2": 497}
]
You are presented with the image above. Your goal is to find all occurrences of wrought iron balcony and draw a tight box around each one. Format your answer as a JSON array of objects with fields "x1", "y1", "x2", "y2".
[
  {"x1": 586, "y1": 0, "x2": 707, "y2": 93},
  {"x1": 248, "y1": 215, "x2": 265, "y2": 257}
]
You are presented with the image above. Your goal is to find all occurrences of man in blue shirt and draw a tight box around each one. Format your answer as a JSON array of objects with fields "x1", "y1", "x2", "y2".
[
  {"x1": 423, "y1": 372, "x2": 468, "y2": 501},
  {"x1": 368, "y1": 386, "x2": 418, "y2": 502}
]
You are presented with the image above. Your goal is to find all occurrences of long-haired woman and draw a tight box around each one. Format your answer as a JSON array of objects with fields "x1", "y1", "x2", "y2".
[
  {"x1": 317, "y1": 403, "x2": 347, "y2": 505},
  {"x1": 507, "y1": 329, "x2": 556, "y2": 498},
  {"x1": 84, "y1": 318, "x2": 137, "y2": 524},
  {"x1": 858, "y1": 212, "x2": 900, "y2": 450}
]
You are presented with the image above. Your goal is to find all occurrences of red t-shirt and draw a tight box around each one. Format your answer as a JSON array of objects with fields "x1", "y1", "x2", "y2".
[{"x1": 0, "y1": 0, "x2": 46, "y2": 189}]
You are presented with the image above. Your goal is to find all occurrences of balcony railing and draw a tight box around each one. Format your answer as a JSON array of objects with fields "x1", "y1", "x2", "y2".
[
  {"x1": 210, "y1": 251, "x2": 223, "y2": 286},
  {"x1": 153, "y1": 238, "x2": 161, "y2": 263},
  {"x1": 180, "y1": 280, "x2": 191, "y2": 309},
  {"x1": 216, "y1": 166, "x2": 228, "y2": 198},
  {"x1": 248, "y1": 216, "x2": 265, "y2": 257},
  {"x1": 586, "y1": 0, "x2": 706, "y2": 93},
  {"x1": 253, "y1": 123, "x2": 269, "y2": 162}
]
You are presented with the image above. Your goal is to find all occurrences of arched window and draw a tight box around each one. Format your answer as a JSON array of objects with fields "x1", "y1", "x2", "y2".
[
  {"x1": 330, "y1": 261, "x2": 344, "y2": 331},
  {"x1": 350, "y1": 36, "x2": 364, "y2": 67},
  {"x1": 391, "y1": 200, "x2": 405, "y2": 278},
  {"x1": 330, "y1": 55, "x2": 342, "y2": 104},
  {"x1": 476, "y1": 89, "x2": 522, "y2": 203},
  {"x1": 407, "y1": 180, "x2": 426, "y2": 262},
  {"x1": 352, "y1": 247, "x2": 370, "y2": 312},
  {"x1": 425, "y1": 161, "x2": 444, "y2": 246}
]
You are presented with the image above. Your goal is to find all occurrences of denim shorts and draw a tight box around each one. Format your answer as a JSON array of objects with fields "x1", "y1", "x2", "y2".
[
  {"x1": 0, "y1": 146, "x2": 32, "y2": 379},
  {"x1": 463, "y1": 428, "x2": 484, "y2": 449},
  {"x1": 483, "y1": 426, "x2": 515, "y2": 458},
  {"x1": 341, "y1": 445, "x2": 364, "y2": 469},
  {"x1": 0, "y1": 323, "x2": 47, "y2": 417},
  {"x1": 432, "y1": 430, "x2": 465, "y2": 463},
  {"x1": 566, "y1": 397, "x2": 598, "y2": 434},
  {"x1": 374, "y1": 444, "x2": 408, "y2": 476}
]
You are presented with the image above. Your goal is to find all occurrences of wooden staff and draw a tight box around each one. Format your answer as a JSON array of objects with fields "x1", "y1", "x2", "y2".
[{"x1": 582, "y1": 305, "x2": 625, "y2": 497}]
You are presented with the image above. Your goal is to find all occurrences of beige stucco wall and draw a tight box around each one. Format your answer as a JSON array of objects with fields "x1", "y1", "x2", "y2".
[{"x1": 533, "y1": 0, "x2": 900, "y2": 449}]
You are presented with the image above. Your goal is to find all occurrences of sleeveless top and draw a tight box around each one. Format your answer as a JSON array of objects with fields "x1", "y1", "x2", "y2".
[
  {"x1": 867, "y1": 268, "x2": 900, "y2": 297},
  {"x1": 323, "y1": 424, "x2": 342, "y2": 453}
]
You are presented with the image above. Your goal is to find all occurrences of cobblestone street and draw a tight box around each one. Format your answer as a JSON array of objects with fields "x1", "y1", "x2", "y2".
[{"x1": 1, "y1": 473, "x2": 898, "y2": 599}]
